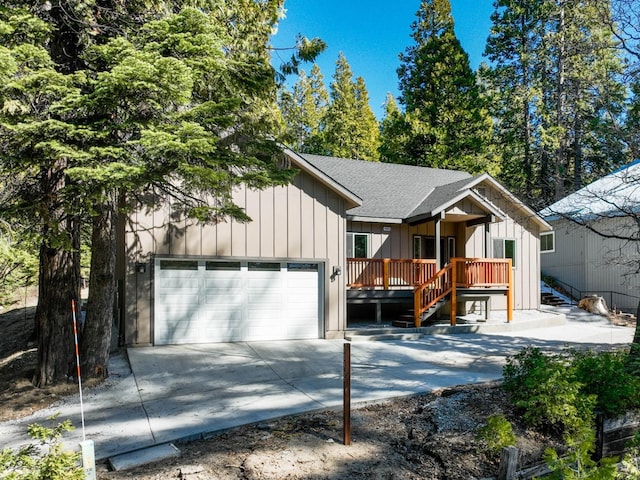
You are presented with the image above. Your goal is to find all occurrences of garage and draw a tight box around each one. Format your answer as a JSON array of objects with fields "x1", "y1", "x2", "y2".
[{"x1": 153, "y1": 258, "x2": 322, "y2": 345}]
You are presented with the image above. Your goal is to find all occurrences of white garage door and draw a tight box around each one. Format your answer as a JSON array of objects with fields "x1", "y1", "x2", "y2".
[{"x1": 154, "y1": 259, "x2": 322, "y2": 345}]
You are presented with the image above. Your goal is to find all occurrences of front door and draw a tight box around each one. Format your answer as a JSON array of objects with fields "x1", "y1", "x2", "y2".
[{"x1": 413, "y1": 236, "x2": 456, "y2": 265}]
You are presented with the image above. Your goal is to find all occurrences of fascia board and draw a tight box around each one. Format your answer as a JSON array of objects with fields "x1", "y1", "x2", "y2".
[
  {"x1": 467, "y1": 174, "x2": 553, "y2": 232},
  {"x1": 282, "y1": 147, "x2": 363, "y2": 208}
]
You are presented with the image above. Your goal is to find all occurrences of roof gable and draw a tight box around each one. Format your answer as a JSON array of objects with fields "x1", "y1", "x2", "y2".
[
  {"x1": 296, "y1": 153, "x2": 551, "y2": 231},
  {"x1": 283, "y1": 149, "x2": 362, "y2": 208},
  {"x1": 300, "y1": 154, "x2": 472, "y2": 222}
]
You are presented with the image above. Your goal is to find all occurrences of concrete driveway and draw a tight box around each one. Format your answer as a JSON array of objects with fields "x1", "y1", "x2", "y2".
[{"x1": 0, "y1": 306, "x2": 634, "y2": 462}]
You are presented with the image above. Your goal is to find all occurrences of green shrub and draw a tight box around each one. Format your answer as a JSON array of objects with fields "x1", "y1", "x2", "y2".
[
  {"x1": 476, "y1": 414, "x2": 516, "y2": 456},
  {"x1": 502, "y1": 347, "x2": 640, "y2": 478},
  {"x1": 572, "y1": 349, "x2": 640, "y2": 416},
  {"x1": 502, "y1": 347, "x2": 595, "y2": 435},
  {"x1": 619, "y1": 433, "x2": 640, "y2": 478},
  {"x1": 544, "y1": 424, "x2": 618, "y2": 480},
  {"x1": 0, "y1": 415, "x2": 83, "y2": 480}
]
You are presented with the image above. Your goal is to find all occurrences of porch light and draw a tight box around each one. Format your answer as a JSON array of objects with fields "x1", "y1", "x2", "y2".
[{"x1": 331, "y1": 265, "x2": 342, "y2": 281}]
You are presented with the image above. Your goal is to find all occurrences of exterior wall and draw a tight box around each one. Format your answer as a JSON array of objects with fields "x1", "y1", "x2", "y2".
[
  {"x1": 481, "y1": 182, "x2": 542, "y2": 310},
  {"x1": 347, "y1": 221, "x2": 458, "y2": 259},
  {"x1": 347, "y1": 181, "x2": 544, "y2": 311},
  {"x1": 542, "y1": 217, "x2": 640, "y2": 312},
  {"x1": 541, "y1": 218, "x2": 587, "y2": 291},
  {"x1": 122, "y1": 170, "x2": 349, "y2": 345}
]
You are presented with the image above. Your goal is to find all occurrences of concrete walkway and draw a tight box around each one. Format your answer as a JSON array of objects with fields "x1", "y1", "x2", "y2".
[{"x1": 0, "y1": 306, "x2": 634, "y2": 462}]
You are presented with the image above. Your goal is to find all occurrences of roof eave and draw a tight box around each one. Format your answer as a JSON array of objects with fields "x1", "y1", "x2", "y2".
[
  {"x1": 282, "y1": 147, "x2": 363, "y2": 208},
  {"x1": 468, "y1": 174, "x2": 553, "y2": 232},
  {"x1": 406, "y1": 188, "x2": 505, "y2": 225},
  {"x1": 348, "y1": 215, "x2": 404, "y2": 224}
]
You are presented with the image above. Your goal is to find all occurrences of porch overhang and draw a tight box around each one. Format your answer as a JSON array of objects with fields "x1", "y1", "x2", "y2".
[
  {"x1": 406, "y1": 190, "x2": 504, "y2": 226},
  {"x1": 348, "y1": 216, "x2": 403, "y2": 224}
]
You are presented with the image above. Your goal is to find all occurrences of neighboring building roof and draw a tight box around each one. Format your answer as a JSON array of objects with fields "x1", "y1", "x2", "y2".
[
  {"x1": 540, "y1": 160, "x2": 640, "y2": 222},
  {"x1": 300, "y1": 154, "x2": 472, "y2": 222}
]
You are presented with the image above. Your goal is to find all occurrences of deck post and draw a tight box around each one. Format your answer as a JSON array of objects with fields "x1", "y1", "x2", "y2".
[
  {"x1": 507, "y1": 259, "x2": 513, "y2": 322},
  {"x1": 414, "y1": 288, "x2": 421, "y2": 328},
  {"x1": 383, "y1": 258, "x2": 390, "y2": 290},
  {"x1": 450, "y1": 259, "x2": 457, "y2": 326}
]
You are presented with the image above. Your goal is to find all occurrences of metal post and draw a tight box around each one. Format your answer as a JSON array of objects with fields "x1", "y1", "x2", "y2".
[{"x1": 343, "y1": 342, "x2": 351, "y2": 446}]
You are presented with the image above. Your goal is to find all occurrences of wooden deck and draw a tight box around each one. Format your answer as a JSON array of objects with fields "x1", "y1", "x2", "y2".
[{"x1": 347, "y1": 258, "x2": 513, "y2": 327}]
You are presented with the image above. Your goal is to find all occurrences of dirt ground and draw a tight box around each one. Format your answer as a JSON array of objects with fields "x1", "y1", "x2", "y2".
[
  {"x1": 0, "y1": 302, "x2": 564, "y2": 480},
  {"x1": 2, "y1": 302, "x2": 633, "y2": 479}
]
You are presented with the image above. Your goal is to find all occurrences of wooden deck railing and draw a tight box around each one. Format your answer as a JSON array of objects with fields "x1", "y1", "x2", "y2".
[
  {"x1": 414, "y1": 263, "x2": 453, "y2": 325},
  {"x1": 454, "y1": 258, "x2": 511, "y2": 287},
  {"x1": 347, "y1": 257, "x2": 513, "y2": 327},
  {"x1": 347, "y1": 258, "x2": 437, "y2": 289}
]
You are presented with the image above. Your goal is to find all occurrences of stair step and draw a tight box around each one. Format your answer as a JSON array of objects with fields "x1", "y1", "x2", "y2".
[
  {"x1": 392, "y1": 320, "x2": 415, "y2": 328},
  {"x1": 345, "y1": 332, "x2": 423, "y2": 342},
  {"x1": 541, "y1": 292, "x2": 568, "y2": 306}
]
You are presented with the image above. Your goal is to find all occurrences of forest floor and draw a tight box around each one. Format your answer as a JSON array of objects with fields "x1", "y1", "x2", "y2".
[{"x1": 2, "y1": 300, "x2": 633, "y2": 479}]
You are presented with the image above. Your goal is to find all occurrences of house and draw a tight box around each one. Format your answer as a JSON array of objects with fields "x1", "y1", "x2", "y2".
[
  {"x1": 118, "y1": 149, "x2": 551, "y2": 346},
  {"x1": 539, "y1": 161, "x2": 640, "y2": 313}
]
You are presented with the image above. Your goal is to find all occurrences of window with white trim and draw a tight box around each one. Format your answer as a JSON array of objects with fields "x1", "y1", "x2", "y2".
[
  {"x1": 347, "y1": 233, "x2": 369, "y2": 258},
  {"x1": 493, "y1": 238, "x2": 516, "y2": 268},
  {"x1": 540, "y1": 232, "x2": 555, "y2": 253}
]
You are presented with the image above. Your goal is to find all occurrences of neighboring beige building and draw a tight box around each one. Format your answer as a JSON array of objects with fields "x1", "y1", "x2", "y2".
[
  {"x1": 540, "y1": 161, "x2": 640, "y2": 313},
  {"x1": 118, "y1": 150, "x2": 551, "y2": 346}
]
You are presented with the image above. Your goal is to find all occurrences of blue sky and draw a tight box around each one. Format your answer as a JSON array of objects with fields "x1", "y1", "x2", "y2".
[{"x1": 273, "y1": 0, "x2": 495, "y2": 118}]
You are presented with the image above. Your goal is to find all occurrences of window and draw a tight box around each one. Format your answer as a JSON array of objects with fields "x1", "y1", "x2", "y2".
[
  {"x1": 540, "y1": 232, "x2": 555, "y2": 253},
  {"x1": 160, "y1": 260, "x2": 198, "y2": 270},
  {"x1": 413, "y1": 235, "x2": 455, "y2": 264},
  {"x1": 248, "y1": 262, "x2": 281, "y2": 271},
  {"x1": 287, "y1": 263, "x2": 318, "y2": 272},
  {"x1": 206, "y1": 261, "x2": 241, "y2": 271},
  {"x1": 347, "y1": 233, "x2": 369, "y2": 258},
  {"x1": 493, "y1": 238, "x2": 516, "y2": 268}
]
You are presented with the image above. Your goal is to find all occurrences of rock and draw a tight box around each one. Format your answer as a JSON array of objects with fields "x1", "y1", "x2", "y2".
[{"x1": 578, "y1": 295, "x2": 609, "y2": 316}]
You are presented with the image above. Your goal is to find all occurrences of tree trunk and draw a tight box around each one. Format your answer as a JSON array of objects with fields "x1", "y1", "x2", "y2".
[
  {"x1": 626, "y1": 300, "x2": 640, "y2": 374},
  {"x1": 633, "y1": 299, "x2": 640, "y2": 345},
  {"x1": 80, "y1": 196, "x2": 116, "y2": 380},
  {"x1": 33, "y1": 216, "x2": 81, "y2": 387},
  {"x1": 554, "y1": 0, "x2": 567, "y2": 202}
]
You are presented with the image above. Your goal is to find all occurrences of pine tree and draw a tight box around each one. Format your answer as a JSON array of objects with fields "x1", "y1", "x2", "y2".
[
  {"x1": 395, "y1": 0, "x2": 495, "y2": 173},
  {"x1": 483, "y1": 0, "x2": 628, "y2": 208},
  {"x1": 379, "y1": 93, "x2": 411, "y2": 163},
  {"x1": 0, "y1": 2, "x2": 323, "y2": 385},
  {"x1": 353, "y1": 77, "x2": 381, "y2": 160},
  {"x1": 279, "y1": 64, "x2": 329, "y2": 153},
  {"x1": 482, "y1": 0, "x2": 544, "y2": 205},
  {"x1": 323, "y1": 53, "x2": 380, "y2": 161}
]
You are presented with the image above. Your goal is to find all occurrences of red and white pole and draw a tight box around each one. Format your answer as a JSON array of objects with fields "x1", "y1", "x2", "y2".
[{"x1": 72, "y1": 300, "x2": 96, "y2": 480}]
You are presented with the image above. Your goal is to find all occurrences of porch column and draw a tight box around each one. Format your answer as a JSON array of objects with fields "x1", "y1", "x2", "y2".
[
  {"x1": 434, "y1": 214, "x2": 442, "y2": 268},
  {"x1": 485, "y1": 223, "x2": 491, "y2": 257}
]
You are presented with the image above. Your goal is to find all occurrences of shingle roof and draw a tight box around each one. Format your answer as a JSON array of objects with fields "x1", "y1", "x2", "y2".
[
  {"x1": 300, "y1": 154, "x2": 473, "y2": 220},
  {"x1": 409, "y1": 177, "x2": 479, "y2": 219}
]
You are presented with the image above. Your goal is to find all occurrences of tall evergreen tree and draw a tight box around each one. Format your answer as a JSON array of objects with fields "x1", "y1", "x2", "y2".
[
  {"x1": 279, "y1": 64, "x2": 329, "y2": 153},
  {"x1": 379, "y1": 93, "x2": 411, "y2": 163},
  {"x1": 323, "y1": 53, "x2": 380, "y2": 161},
  {"x1": 0, "y1": 1, "x2": 323, "y2": 386},
  {"x1": 394, "y1": 0, "x2": 495, "y2": 173},
  {"x1": 483, "y1": 0, "x2": 544, "y2": 205},
  {"x1": 353, "y1": 76, "x2": 381, "y2": 159},
  {"x1": 483, "y1": 0, "x2": 627, "y2": 208}
]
